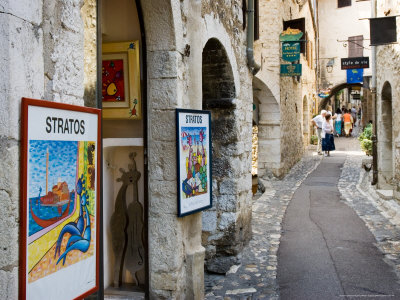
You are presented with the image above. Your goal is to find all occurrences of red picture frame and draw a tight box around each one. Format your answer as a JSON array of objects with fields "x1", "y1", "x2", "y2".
[{"x1": 19, "y1": 98, "x2": 101, "y2": 300}]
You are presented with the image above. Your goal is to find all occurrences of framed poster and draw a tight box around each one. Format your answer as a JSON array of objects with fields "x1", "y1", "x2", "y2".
[
  {"x1": 20, "y1": 98, "x2": 101, "y2": 300},
  {"x1": 102, "y1": 41, "x2": 141, "y2": 119},
  {"x1": 176, "y1": 109, "x2": 212, "y2": 217}
]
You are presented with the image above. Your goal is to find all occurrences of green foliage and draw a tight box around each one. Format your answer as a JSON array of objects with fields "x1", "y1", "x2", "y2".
[
  {"x1": 310, "y1": 135, "x2": 318, "y2": 145},
  {"x1": 359, "y1": 124, "x2": 373, "y2": 155},
  {"x1": 358, "y1": 124, "x2": 372, "y2": 141}
]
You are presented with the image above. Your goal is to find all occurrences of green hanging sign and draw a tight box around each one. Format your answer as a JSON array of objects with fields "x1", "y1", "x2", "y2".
[
  {"x1": 282, "y1": 42, "x2": 300, "y2": 62},
  {"x1": 280, "y1": 64, "x2": 302, "y2": 76}
]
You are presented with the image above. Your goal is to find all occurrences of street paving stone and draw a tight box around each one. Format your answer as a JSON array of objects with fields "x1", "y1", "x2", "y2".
[
  {"x1": 339, "y1": 154, "x2": 400, "y2": 281},
  {"x1": 205, "y1": 133, "x2": 400, "y2": 299},
  {"x1": 205, "y1": 153, "x2": 323, "y2": 299}
]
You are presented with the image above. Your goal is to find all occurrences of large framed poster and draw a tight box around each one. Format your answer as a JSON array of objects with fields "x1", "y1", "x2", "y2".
[
  {"x1": 20, "y1": 98, "x2": 101, "y2": 300},
  {"x1": 176, "y1": 109, "x2": 212, "y2": 217}
]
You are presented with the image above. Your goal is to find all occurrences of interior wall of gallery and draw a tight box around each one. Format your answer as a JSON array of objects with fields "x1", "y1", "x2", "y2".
[{"x1": 100, "y1": 0, "x2": 146, "y2": 292}]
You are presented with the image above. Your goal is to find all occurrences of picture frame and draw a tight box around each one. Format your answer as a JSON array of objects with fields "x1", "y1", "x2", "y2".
[
  {"x1": 102, "y1": 41, "x2": 141, "y2": 119},
  {"x1": 20, "y1": 98, "x2": 101, "y2": 300},
  {"x1": 176, "y1": 109, "x2": 212, "y2": 217}
]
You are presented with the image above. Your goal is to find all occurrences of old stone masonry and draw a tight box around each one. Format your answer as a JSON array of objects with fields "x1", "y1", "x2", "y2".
[{"x1": 205, "y1": 147, "x2": 400, "y2": 299}]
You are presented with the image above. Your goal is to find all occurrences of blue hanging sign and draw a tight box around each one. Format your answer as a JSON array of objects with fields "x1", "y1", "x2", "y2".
[
  {"x1": 280, "y1": 64, "x2": 302, "y2": 76},
  {"x1": 282, "y1": 42, "x2": 301, "y2": 62},
  {"x1": 346, "y1": 68, "x2": 364, "y2": 83}
]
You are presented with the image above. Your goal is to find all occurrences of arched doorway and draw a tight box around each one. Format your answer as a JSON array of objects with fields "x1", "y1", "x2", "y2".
[
  {"x1": 253, "y1": 77, "x2": 281, "y2": 177},
  {"x1": 100, "y1": 0, "x2": 147, "y2": 295},
  {"x1": 202, "y1": 38, "x2": 249, "y2": 273},
  {"x1": 378, "y1": 81, "x2": 393, "y2": 189}
]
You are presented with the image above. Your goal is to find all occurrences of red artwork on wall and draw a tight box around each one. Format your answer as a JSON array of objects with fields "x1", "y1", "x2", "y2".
[{"x1": 102, "y1": 59, "x2": 125, "y2": 102}]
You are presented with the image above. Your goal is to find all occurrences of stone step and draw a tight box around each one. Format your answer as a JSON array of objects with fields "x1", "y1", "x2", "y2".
[{"x1": 376, "y1": 189, "x2": 394, "y2": 200}]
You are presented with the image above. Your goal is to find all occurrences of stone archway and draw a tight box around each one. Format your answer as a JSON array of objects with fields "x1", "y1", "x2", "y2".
[
  {"x1": 378, "y1": 81, "x2": 393, "y2": 189},
  {"x1": 201, "y1": 38, "x2": 251, "y2": 274},
  {"x1": 253, "y1": 77, "x2": 281, "y2": 177},
  {"x1": 319, "y1": 82, "x2": 363, "y2": 110}
]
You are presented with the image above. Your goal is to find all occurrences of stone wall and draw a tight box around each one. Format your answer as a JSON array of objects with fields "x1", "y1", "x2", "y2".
[
  {"x1": 375, "y1": 0, "x2": 400, "y2": 196},
  {"x1": 254, "y1": 0, "x2": 317, "y2": 177},
  {"x1": 81, "y1": 0, "x2": 97, "y2": 107},
  {"x1": 142, "y1": 0, "x2": 252, "y2": 298},
  {"x1": 0, "y1": 0, "x2": 87, "y2": 298},
  {"x1": 0, "y1": 0, "x2": 253, "y2": 298}
]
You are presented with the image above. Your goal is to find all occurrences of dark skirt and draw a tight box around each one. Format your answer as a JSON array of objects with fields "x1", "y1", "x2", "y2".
[{"x1": 322, "y1": 133, "x2": 335, "y2": 151}]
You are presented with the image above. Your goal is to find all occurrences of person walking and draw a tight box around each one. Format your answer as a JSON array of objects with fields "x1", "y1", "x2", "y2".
[
  {"x1": 322, "y1": 113, "x2": 335, "y2": 156},
  {"x1": 334, "y1": 107, "x2": 342, "y2": 137},
  {"x1": 311, "y1": 110, "x2": 327, "y2": 155},
  {"x1": 343, "y1": 109, "x2": 353, "y2": 137},
  {"x1": 351, "y1": 106, "x2": 357, "y2": 128}
]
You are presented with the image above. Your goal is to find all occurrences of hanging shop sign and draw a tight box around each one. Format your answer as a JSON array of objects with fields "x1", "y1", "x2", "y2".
[
  {"x1": 280, "y1": 64, "x2": 302, "y2": 76},
  {"x1": 347, "y1": 68, "x2": 364, "y2": 84},
  {"x1": 282, "y1": 42, "x2": 301, "y2": 62},
  {"x1": 20, "y1": 98, "x2": 101, "y2": 300},
  {"x1": 318, "y1": 91, "x2": 330, "y2": 99},
  {"x1": 280, "y1": 27, "x2": 303, "y2": 42},
  {"x1": 102, "y1": 41, "x2": 141, "y2": 120},
  {"x1": 176, "y1": 109, "x2": 212, "y2": 217},
  {"x1": 369, "y1": 16, "x2": 397, "y2": 46},
  {"x1": 341, "y1": 57, "x2": 369, "y2": 70}
]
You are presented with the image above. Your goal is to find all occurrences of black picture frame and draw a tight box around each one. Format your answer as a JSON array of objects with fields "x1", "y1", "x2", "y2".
[{"x1": 176, "y1": 109, "x2": 212, "y2": 217}]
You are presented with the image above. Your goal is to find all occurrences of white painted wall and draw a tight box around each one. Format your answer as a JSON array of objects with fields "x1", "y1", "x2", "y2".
[{"x1": 318, "y1": 0, "x2": 371, "y2": 89}]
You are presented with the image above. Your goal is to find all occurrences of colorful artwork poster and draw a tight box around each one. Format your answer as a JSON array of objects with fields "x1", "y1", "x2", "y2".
[
  {"x1": 21, "y1": 99, "x2": 100, "y2": 300},
  {"x1": 176, "y1": 109, "x2": 212, "y2": 217},
  {"x1": 102, "y1": 58, "x2": 126, "y2": 102}
]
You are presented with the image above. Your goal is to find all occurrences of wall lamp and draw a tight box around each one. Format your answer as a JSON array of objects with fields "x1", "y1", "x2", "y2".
[{"x1": 326, "y1": 58, "x2": 335, "y2": 73}]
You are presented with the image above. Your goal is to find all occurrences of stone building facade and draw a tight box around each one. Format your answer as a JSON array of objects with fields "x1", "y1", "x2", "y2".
[
  {"x1": 317, "y1": 0, "x2": 371, "y2": 111},
  {"x1": 375, "y1": 0, "x2": 400, "y2": 198},
  {"x1": 253, "y1": 0, "x2": 317, "y2": 178},
  {"x1": 0, "y1": 0, "x2": 254, "y2": 299}
]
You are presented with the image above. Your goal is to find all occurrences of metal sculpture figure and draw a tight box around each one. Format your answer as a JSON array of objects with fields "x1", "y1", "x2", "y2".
[{"x1": 125, "y1": 152, "x2": 144, "y2": 286}]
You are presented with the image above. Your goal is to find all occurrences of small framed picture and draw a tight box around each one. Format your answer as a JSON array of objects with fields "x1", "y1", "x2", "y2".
[
  {"x1": 102, "y1": 41, "x2": 141, "y2": 119},
  {"x1": 176, "y1": 109, "x2": 212, "y2": 217},
  {"x1": 20, "y1": 98, "x2": 101, "y2": 300}
]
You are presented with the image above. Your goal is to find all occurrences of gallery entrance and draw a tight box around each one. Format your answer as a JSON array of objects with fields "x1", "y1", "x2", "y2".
[{"x1": 99, "y1": 0, "x2": 148, "y2": 297}]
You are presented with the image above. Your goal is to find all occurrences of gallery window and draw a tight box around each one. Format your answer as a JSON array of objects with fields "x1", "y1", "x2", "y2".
[{"x1": 338, "y1": 0, "x2": 351, "y2": 8}]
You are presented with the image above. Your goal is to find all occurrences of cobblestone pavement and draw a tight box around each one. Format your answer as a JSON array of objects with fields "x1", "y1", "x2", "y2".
[
  {"x1": 205, "y1": 152, "x2": 323, "y2": 299},
  {"x1": 205, "y1": 129, "x2": 400, "y2": 299},
  {"x1": 339, "y1": 153, "x2": 400, "y2": 281}
]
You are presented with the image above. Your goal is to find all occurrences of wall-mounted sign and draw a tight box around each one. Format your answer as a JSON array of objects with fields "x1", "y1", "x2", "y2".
[
  {"x1": 176, "y1": 109, "x2": 212, "y2": 217},
  {"x1": 282, "y1": 42, "x2": 301, "y2": 62},
  {"x1": 279, "y1": 27, "x2": 303, "y2": 42},
  {"x1": 341, "y1": 57, "x2": 369, "y2": 69},
  {"x1": 347, "y1": 68, "x2": 364, "y2": 84},
  {"x1": 280, "y1": 64, "x2": 302, "y2": 76},
  {"x1": 370, "y1": 16, "x2": 397, "y2": 46},
  {"x1": 20, "y1": 98, "x2": 101, "y2": 300}
]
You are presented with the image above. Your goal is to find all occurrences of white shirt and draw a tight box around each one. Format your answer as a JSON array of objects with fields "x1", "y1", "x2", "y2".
[
  {"x1": 313, "y1": 115, "x2": 324, "y2": 129},
  {"x1": 336, "y1": 113, "x2": 342, "y2": 122},
  {"x1": 322, "y1": 120, "x2": 333, "y2": 138}
]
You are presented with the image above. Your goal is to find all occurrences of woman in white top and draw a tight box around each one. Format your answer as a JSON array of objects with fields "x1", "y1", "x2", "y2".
[{"x1": 322, "y1": 113, "x2": 335, "y2": 157}]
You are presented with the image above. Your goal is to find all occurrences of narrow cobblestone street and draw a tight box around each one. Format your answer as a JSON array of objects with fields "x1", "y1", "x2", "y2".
[{"x1": 205, "y1": 133, "x2": 400, "y2": 299}]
